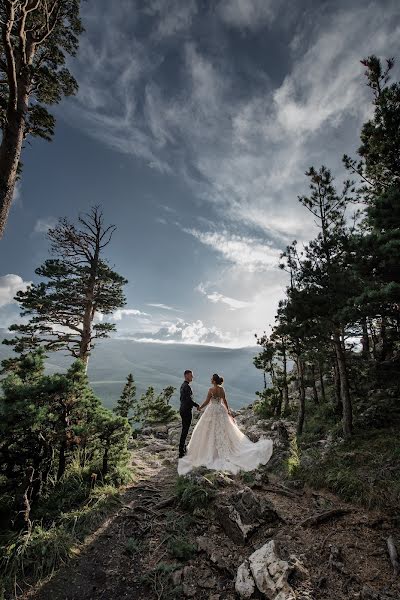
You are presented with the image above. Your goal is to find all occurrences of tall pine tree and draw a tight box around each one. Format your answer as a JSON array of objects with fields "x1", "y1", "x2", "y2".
[
  {"x1": 3, "y1": 206, "x2": 127, "y2": 370},
  {"x1": 0, "y1": 0, "x2": 83, "y2": 237}
]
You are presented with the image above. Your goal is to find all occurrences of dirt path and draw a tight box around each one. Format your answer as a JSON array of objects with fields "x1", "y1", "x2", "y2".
[{"x1": 24, "y1": 436, "x2": 400, "y2": 600}]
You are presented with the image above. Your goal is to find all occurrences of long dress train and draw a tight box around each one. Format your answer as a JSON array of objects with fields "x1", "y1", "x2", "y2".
[{"x1": 177, "y1": 396, "x2": 273, "y2": 476}]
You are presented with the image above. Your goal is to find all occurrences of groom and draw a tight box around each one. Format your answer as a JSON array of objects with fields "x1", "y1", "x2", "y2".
[{"x1": 179, "y1": 369, "x2": 200, "y2": 458}]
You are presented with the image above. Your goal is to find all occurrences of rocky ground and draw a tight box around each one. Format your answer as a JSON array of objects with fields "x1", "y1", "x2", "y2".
[{"x1": 23, "y1": 407, "x2": 400, "y2": 600}]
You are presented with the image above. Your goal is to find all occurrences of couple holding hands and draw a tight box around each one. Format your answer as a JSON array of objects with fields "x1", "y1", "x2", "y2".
[{"x1": 177, "y1": 369, "x2": 273, "y2": 476}]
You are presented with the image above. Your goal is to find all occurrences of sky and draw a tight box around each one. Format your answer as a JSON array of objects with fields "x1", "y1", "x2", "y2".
[{"x1": 0, "y1": 0, "x2": 399, "y2": 348}]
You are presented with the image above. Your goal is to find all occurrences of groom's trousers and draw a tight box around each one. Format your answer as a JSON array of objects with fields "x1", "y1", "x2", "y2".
[{"x1": 179, "y1": 410, "x2": 192, "y2": 456}]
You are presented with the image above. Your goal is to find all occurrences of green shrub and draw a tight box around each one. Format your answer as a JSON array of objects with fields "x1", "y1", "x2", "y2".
[
  {"x1": 293, "y1": 428, "x2": 400, "y2": 512},
  {"x1": 125, "y1": 537, "x2": 142, "y2": 556},
  {"x1": 175, "y1": 476, "x2": 216, "y2": 511},
  {"x1": 168, "y1": 537, "x2": 197, "y2": 561}
]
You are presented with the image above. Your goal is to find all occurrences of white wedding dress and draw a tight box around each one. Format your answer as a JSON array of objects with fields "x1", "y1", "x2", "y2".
[{"x1": 177, "y1": 394, "x2": 273, "y2": 476}]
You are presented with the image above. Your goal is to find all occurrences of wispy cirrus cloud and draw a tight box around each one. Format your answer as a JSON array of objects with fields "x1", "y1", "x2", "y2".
[
  {"x1": 147, "y1": 303, "x2": 182, "y2": 312},
  {"x1": 217, "y1": 0, "x2": 278, "y2": 30},
  {"x1": 68, "y1": 0, "x2": 400, "y2": 245},
  {"x1": 184, "y1": 228, "x2": 281, "y2": 272},
  {"x1": 197, "y1": 283, "x2": 252, "y2": 310},
  {"x1": 33, "y1": 217, "x2": 58, "y2": 234},
  {"x1": 59, "y1": 0, "x2": 400, "y2": 345}
]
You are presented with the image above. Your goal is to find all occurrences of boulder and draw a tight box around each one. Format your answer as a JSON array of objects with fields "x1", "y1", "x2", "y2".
[
  {"x1": 217, "y1": 487, "x2": 280, "y2": 544},
  {"x1": 235, "y1": 540, "x2": 308, "y2": 600},
  {"x1": 235, "y1": 560, "x2": 255, "y2": 600}
]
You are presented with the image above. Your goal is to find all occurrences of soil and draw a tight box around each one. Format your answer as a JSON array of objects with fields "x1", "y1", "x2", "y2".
[{"x1": 21, "y1": 428, "x2": 400, "y2": 600}]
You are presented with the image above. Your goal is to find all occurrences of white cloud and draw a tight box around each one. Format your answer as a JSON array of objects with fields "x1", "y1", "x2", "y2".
[
  {"x1": 60, "y1": 1, "x2": 400, "y2": 346},
  {"x1": 218, "y1": 0, "x2": 277, "y2": 30},
  {"x1": 33, "y1": 217, "x2": 58, "y2": 234},
  {"x1": 147, "y1": 303, "x2": 181, "y2": 312},
  {"x1": 144, "y1": 0, "x2": 197, "y2": 38},
  {"x1": 197, "y1": 283, "x2": 252, "y2": 310},
  {"x1": 68, "y1": 3, "x2": 400, "y2": 246},
  {"x1": 0, "y1": 274, "x2": 31, "y2": 308},
  {"x1": 185, "y1": 228, "x2": 281, "y2": 272},
  {"x1": 133, "y1": 318, "x2": 228, "y2": 345},
  {"x1": 111, "y1": 308, "x2": 150, "y2": 321}
]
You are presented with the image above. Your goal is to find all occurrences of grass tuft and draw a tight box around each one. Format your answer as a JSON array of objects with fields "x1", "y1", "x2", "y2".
[{"x1": 175, "y1": 476, "x2": 216, "y2": 511}]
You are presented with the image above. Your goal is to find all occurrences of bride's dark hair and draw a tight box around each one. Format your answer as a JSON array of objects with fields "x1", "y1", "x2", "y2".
[{"x1": 212, "y1": 373, "x2": 224, "y2": 385}]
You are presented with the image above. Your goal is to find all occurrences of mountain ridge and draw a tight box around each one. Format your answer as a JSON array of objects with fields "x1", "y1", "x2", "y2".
[{"x1": 0, "y1": 334, "x2": 266, "y2": 409}]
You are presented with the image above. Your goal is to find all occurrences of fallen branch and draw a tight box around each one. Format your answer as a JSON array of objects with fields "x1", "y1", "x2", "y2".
[
  {"x1": 299, "y1": 508, "x2": 352, "y2": 528},
  {"x1": 264, "y1": 486, "x2": 300, "y2": 499},
  {"x1": 264, "y1": 486, "x2": 298, "y2": 498},
  {"x1": 387, "y1": 535, "x2": 399, "y2": 577},
  {"x1": 154, "y1": 496, "x2": 176, "y2": 510}
]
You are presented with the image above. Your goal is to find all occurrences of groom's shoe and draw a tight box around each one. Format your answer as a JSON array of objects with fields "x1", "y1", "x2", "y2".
[{"x1": 178, "y1": 449, "x2": 185, "y2": 458}]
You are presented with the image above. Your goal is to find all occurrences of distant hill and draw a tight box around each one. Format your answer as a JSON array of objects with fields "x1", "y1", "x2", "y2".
[{"x1": 0, "y1": 333, "x2": 268, "y2": 410}]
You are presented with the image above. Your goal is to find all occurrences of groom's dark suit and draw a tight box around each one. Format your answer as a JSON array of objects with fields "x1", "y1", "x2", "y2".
[{"x1": 179, "y1": 380, "x2": 199, "y2": 457}]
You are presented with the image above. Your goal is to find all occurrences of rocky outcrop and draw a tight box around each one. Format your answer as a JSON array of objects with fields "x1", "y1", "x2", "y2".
[
  {"x1": 216, "y1": 486, "x2": 281, "y2": 544},
  {"x1": 235, "y1": 539, "x2": 309, "y2": 600}
]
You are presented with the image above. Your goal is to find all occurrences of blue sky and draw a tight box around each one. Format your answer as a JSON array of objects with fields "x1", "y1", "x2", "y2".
[{"x1": 1, "y1": 0, "x2": 399, "y2": 347}]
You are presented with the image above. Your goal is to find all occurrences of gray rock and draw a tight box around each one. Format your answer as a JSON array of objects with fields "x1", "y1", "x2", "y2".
[
  {"x1": 235, "y1": 540, "x2": 309, "y2": 600},
  {"x1": 218, "y1": 503, "x2": 258, "y2": 545},
  {"x1": 217, "y1": 487, "x2": 281, "y2": 544},
  {"x1": 235, "y1": 560, "x2": 255, "y2": 599},
  {"x1": 182, "y1": 565, "x2": 217, "y2": 596},
  {"x1": 196, "y1": 535, "x2": 238, "y2": 574}
]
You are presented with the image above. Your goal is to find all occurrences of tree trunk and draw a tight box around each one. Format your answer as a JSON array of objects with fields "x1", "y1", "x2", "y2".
[
  {"x1": 380, "y1": 317, "x2": 389, "y2": 360},
  {"x1": 57, "y1": 440, "x2": 67, "y2": 481},
  {"x1": 333, "y1": 357, "x2": 342, "y2": 415},
  {"x1": 0, "y1": 38, "x2": 34, "y2": 239},
  {"x1": 310, "y1": 363, "x2": 319, "y2": 404},
  {"x1": 318, "y1": 359, "x2": 326, "y2": 403},
  {"x1": 276, "y1": 388, "x2": 283, "y2": 417},
  {"x1": 14, "y1": 466, "x2": 34, "y2": 531},
  {"x1": 0, "y1": 109, "x2": 26, "y2": 238},
  {"x1": 102, "y1": 445, "x2": 109, "y2": 476},
  {"x1": 80, "y1": 247, "x2": 100, "y2": 371},
  {"x1": 282, "y1": 347, "x2": 290, "y2": 415},
  {"x1": 296, "y1": 358, "x2": 306, "y2": 436},
  {"x1": 333, "y1": 329, "x2": 352, "y2": 438},
  {"x1": 361, "y1": 317, "x2": 370, "y2": 358}
]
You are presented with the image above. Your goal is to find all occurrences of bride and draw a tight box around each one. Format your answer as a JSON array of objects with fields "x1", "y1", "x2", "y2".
[{"x1": 177, "y1": 373, "x2": 273, "y2": 476}]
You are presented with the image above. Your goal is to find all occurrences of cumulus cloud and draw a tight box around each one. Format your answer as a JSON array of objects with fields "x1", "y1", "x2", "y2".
[
  {"x1": 0, "y1": 274, "x2": 31, "y2": 308},
  {"x1": 133, "y1": 319, "x2": 227, "y2": 345}
]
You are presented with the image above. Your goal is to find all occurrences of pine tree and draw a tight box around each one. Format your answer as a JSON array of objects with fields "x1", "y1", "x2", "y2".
[
  {"x1": 95, "y1": 408, "x2": 131, "y2": 477},
  {"x1": 0, "y1": 354, "x2": 131, "y2": 528},
  {"x1": 134, "y1": 386, "x2": 177, "y2": 426},
  {"x1": 343, "y1": 56, "x2": 400, "y2": 361},
  {"x1": 114, "y1": 373, "x2": 137, "y2": 419},
  {"x1": 0, "y1": 0, "x2": 83, "y2": 238},
  {"x1": 3, "y1": 206, "x2": 127, "y2": 370}
]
